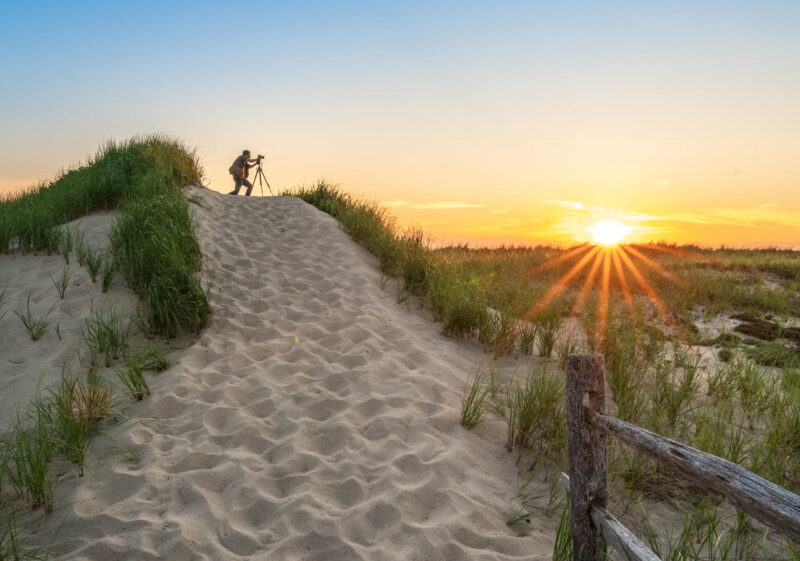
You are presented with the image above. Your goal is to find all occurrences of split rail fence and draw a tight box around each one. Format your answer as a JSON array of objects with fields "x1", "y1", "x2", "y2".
[{"x1": 562, "y1": 353, "x2": 800, "y2": 561}]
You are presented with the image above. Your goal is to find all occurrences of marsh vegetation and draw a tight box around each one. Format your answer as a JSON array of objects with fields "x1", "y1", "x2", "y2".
[{"x1": 291, "y1": 181, "x2": 800, "y2": 560}]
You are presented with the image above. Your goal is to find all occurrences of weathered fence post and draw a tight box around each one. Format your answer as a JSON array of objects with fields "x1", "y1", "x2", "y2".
[{"x1": 565, "y1": 354, "x2": 607, "y2": 561}]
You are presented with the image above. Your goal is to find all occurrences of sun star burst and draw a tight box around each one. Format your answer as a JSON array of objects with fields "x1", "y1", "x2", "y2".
[{"x1": 587, "y1": 220, "x2": 633, "y2": 247}]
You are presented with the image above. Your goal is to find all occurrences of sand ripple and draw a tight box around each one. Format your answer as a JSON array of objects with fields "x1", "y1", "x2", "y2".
[{"x1": 40, "y1": 188, "x2": 548, "y2": 560}]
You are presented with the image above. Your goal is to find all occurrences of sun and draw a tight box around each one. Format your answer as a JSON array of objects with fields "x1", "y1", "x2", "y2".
[{"x1": 587, "y1": 220, "x2": 633, "y2": 246}]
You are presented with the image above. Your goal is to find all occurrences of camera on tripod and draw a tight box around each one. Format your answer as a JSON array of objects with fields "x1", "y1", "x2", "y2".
[{"x1": 251, "y1": 154, "x2": 273, "y2": 196}]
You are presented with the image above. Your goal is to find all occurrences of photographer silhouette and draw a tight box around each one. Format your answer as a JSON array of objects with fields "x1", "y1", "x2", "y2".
[{"x1": 227, "y1": 149, "x2": 262, "y2": 196}]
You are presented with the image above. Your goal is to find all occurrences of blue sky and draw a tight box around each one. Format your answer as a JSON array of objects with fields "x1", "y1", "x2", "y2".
[{"x1": 2, "y1": 1, "x2": 799, "y2": 246}]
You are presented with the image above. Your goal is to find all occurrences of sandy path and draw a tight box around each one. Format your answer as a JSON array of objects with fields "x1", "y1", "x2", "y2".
[{"x1": 40, "y1": 188, "x2": 550, "y2": 560}]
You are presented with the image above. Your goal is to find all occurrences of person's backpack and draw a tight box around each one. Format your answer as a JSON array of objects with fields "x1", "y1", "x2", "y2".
[{"x1": 229, "y1": 159, "x2": 244, "y2": 179}]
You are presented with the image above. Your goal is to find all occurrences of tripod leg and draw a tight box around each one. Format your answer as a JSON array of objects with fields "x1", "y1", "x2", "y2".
[{"x1": 253, "y1": 168, "x2": 266, "y2": 196}]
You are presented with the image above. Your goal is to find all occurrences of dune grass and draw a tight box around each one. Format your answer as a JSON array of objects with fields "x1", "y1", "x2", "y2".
[
  {"x1": 0, "y1": 135, "x2": 207, "y2": 556},
  {"x1": 100, "y1": 254, "x2": 117, "y2": 293},
  {"x1": 57, "y1": 225, "x2": 76, "y2": 264},
  {"x1": 81, "y1": 307, "x2": 131, "y2": 370},
  {"x1": 42, "y1": 370, "x2": 112, "y2": 477},
  {"x1": 50, "y1": 264, "x2": 71, "y2": 299},
  {"x1": 0, "y1": 134, "x2": 209, "y2": 338},
  {"x1": 289, "y1": 182, "x2": 800, "y2": 359},
  {"x1": 3, "y1": 411, "x2": 54, "y2": 513},
  {"x1": 109, "y1": 173, "x2": 208, "y2": 337},
  {"x1": 83, "y1": 246, "x2": 103, "y2": 283},
  {"x1": 460, "y1": 371, "x2": 492, "y2": 429},
  {"x1": 116, "y1": 354, "x2": 151, "y2": 401},
  {"x1": 290, "y1": 182, "x2": 800, "y2": 559},
  {"x1": 14, "y1": 295, "x2": 56, "y2": 341},
  {"x1": 0, "y1": 351, "x2": 159, "y2": 555}
]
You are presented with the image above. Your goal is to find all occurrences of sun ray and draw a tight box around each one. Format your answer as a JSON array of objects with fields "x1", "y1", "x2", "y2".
[
  {"x1": 527, "y1": 244, "x2": 593, "y2": 276},
  {"x1": 611, "y1": 248, "x2": 637, "y2": 321},
  {"x1": 631, "y1": 243, "x2": 707, "y2": 263},
  {"x1": 598, "y1": 250, "x2": 612, "y2": 343},
  {"x1": 572, "y1": 248, "x2": 605, "y2": 315},
  {"x1": 525, "y1": 245, "x2": 601, "y2": 320},
  {"x1": 617, "y1": 247, "x2": 671, "y2": 324},
  {"x1": 622, "y1": 245, "x2": 681, "y2": 283}
]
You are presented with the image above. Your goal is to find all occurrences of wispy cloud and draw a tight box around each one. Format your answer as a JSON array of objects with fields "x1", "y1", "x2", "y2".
[
  {"x1": 382, "y1": 199, "x2": 484, "y2": 210},
  {"x1": 546, "y1": 200, "x2": 583, "y2": 210},
  {"x1": 410, "y1": 201, "x2": 484, "y2": 210},
  {"x1": 662, "y1": 207, "x2": 800, "y2": 228},
  {"x1": 620, "y1": 212, "x2": 665, "y2": 222},
  {"x1": 451, "y1": 217, "x2": 544, "y2": 235}
]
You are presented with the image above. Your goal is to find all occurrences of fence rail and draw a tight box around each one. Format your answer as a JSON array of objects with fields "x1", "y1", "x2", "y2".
[
  {"x1": 563, "y1": 353, "x2": 800, "y2": 561},
  {"x1": 559, "y1": 473, "x2": 660, "y2": 561}
]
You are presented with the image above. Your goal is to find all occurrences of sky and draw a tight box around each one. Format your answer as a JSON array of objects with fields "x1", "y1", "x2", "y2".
[{"x1": 2, "y1": 1, "x2": 799, "y2": 248}]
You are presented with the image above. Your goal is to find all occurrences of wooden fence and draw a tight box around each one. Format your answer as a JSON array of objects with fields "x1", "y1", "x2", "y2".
[{"x1": 562, "y1": 354, "x2": 800, "y2": 561}]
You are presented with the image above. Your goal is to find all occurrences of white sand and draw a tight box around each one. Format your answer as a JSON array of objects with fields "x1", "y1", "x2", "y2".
[
  {"x1": 14, "y1": 188, "x2": 553, "y2": 560},
  {"x1": 0, "y1": 212, "x2": 141, "y2": 428}
]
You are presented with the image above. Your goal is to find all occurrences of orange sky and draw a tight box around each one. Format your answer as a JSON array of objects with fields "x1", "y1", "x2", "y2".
[{"x1": 2, "y1": 3, "x2": 799, "y2": 249}]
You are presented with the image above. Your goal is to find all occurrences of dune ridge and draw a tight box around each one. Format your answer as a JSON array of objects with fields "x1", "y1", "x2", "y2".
[{"x1": 37, "y1": 187, "x2": 550, "y2": 560}]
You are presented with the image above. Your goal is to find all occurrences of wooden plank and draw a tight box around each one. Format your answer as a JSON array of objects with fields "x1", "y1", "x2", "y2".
[
  {"x1": 592, "y1": 412, "x2": 800, "y2": 544},
  {"x1": 560, "y1": 474, "x2": 662, "y2": 561},
  {"x1": 565, "y1": 354, "x2": 607, "y2": 561}
]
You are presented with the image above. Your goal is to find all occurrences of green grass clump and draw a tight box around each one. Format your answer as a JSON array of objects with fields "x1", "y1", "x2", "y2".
[
  {"x1": 42, "y1": 370, "x2": 111, "y2": 476},
  {"x1": 3, "y1": 412, "x2": 54, "y2": 513},
  {"x1": 109, "y1": 172, "x2": 208, "y2": 337},
  {"x1": 555, "y1": 328, "x2": 580, "y2": 367},
  {"x1": 57, "y1": 225, "x2": 76, "y2": 263},
  {"x1": 116, "y1": 354, "x2": 150, "y2": 401},
  {"x1": 0, "y1": 506, "x2": 47, "y2": 560},
  {"x1": 747, "y1": 341, "x2": 800, "y2": 368},
  {"x1": 534, "y1": 306, "x2": 563, "y2": 358},
  {"x1": 431, "y1": 274, "x2": 488, "y2": 338},
  {"x1": 0, "y1": 135, "x2": 202, "y2": 252},
  {"x1": 100, "y1": 254, "x2": 117, "y2": 292},
  {"x1": 81, "y1": 307, "x2": 130, "y2": 370},
  {"x1": 289, "y1": 181, "x2": 401, "y2": 273},
  {"x1": 602, "y1": 315, "x2": 648, "y2": 423},
  {"x1": 1, "y1": 135, "x2": 209, "y2": 338},
  {"x1": 14, "y1": 295, "x2": 56, "y2": 341},
  {"x1": 84, "y1": 246, "x2": 103, "y2": 282},
  {"x1": 130, "y1": 345, "x2": 170, "y2": 372},
  {"x1": 505, "y1": 366, "x2": 566, "y2": 455},
  {"x1": 1, "y1": 369, "x2": 112, "y2": 513},
  {"x1": 653, "y1": 348, "x2": 700, "y2": 429},
  {"x1": 50, "y1": 264, "x2": 71, "y2": 299},
  {"x1": 460, "y1": 371, "x2": 492, "y2": 429},
  {"x1": 40, "y1": 372, "x2": 90, "y2": 477},
  {"x1": 700, "y1": 331, "x2": 741, "y2": 348},
  {"x1": 74, "y1": 229, "x2": 89, "y2": 267},
  {"x1": 551, "y1": 502, "x2": 573, "y2": 561},
  {"x1": 517, "y1": 322, "x2": 538, "y2": 355}
]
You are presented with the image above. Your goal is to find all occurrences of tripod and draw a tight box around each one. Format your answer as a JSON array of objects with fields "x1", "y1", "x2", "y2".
[{"x1": 252, "y1": 162, "x2": 274, "y2": 196}]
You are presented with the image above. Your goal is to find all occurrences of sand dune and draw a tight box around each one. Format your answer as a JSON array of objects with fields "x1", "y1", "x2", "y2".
[{"x1": 28, "y1": 188, "x2": 552, "y2": 560}]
